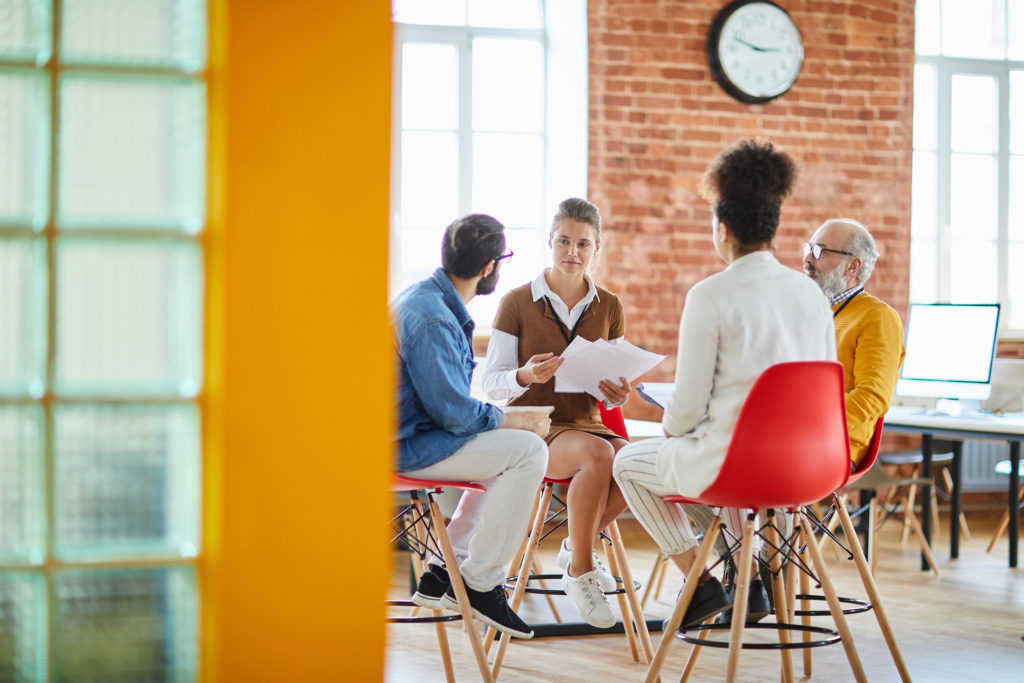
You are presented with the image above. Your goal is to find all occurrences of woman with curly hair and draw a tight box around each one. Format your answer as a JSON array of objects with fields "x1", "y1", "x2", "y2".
[{"x1": 612, "y1": 139, "x2": 836, "y2": 628}]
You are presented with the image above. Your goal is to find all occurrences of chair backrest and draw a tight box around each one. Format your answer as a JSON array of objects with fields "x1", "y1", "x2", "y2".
[
  {"x1": 845, "y1": 417, "x2": 885, "y2": 487},
  {"x1": 696, "y1": 361, "x2": 850, "y2": 509},
  {"x1": 599, "y1": 403, "x2": 630, "y2": 440}
]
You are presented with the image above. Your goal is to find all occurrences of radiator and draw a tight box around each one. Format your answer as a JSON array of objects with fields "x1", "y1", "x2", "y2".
[{"x1": 961, "y1": 439, "x2": 1013, "y2": 492}]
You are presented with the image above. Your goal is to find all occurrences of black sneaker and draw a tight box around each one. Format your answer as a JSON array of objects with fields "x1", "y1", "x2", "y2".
[
  {"x1": 663, "y1": 577, "x2": 732, "y2": 631},
  {"x1": 714, "y1": 578, "x2": 772, "y2": 626},
  {"x1": 411, "y1": 564, "x2": 450, "y2": 610},
  {"x1": 440, "y1": 583, "x2": 534, "y2": 639}
]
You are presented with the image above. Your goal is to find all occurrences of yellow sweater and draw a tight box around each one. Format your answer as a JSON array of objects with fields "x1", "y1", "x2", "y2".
[{"x1": 833, "y1": 292, "x2": 905, "y2": 464}]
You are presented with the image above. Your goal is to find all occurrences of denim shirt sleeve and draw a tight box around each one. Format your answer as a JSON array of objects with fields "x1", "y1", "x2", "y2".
[{"x1": 404, "y1": 317, "x2": 502, "y2": 436}]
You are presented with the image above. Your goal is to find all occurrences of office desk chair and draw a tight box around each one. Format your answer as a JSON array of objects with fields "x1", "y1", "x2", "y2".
[
  {"x1": 986, "y1": 459, "x2": 1024, "y2": 553},
  {"x1": 390, "y1": 475, "x2": 494, "y2": 683},
  {"x1": 643, "y1": 362, "x2": 909, "y2": 683},
  {"x1": 488, "y1": 405, "x2": 654, "y2": 679}
]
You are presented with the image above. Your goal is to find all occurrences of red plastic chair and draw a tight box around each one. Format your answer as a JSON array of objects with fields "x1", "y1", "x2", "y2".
[
  {"x1": 643, "y1": 362, "x2": 905, "y2": 683},
  {"x1": 489, "y1": 406, "x2": 654, "y2": 677},
  {"x1": 390, "y1": 475, "x2": 494, "y2": 683}
]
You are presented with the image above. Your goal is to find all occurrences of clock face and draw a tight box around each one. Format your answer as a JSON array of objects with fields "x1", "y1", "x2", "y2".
[{"x1": 708, "y1": 0, "x2": 803, "y2": 104}]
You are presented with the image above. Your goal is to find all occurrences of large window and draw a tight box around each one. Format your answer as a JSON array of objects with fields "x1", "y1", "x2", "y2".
[
  {"x1": 0, "y1": 1, "x2": 205, "y2": 678},
  {"x1": 391, "y1": 0, "x2": 587, "y2": 330},
  {"x1": 911, "y1": 0, "x2": 1024, "y2": 332}
]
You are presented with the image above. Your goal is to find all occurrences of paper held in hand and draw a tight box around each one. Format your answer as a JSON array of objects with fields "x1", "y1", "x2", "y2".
[{"x1": 554, "y1": 337, "x2": 667, "y2": 402}]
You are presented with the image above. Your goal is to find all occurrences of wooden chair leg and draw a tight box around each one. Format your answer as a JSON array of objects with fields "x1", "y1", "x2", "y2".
[
  {"x1": 608, "y1": 521, "x2": 654, "y2": 664},
  {"x1": 429, "y1": 496, "x2": 495, "y2": 683},
  {"x1": 902, "y1": 495, "x2": 941, "y2": 576},
  {"x1": 834, "y1": 496, "x2": 912, "y2": 682},
  {"x1": 867, "y1": 497, "x2": 877, "y2": 577},
  {"x1": 767, "y1": 514, "x2": 793, "y2": 683},
  {"x1": 796, "y1": 511, "x2": 868, "y2": 683},
  {"x1": 986, "y1": 485, "x2": 1023, "y2": 552},
  {"x1": 900, "y1": 483, "x2": 917, "y2": 544},
  {"x1": 643, "y1": 518, "x2": 723, "y2": 683},
  {"x1": 724, "y1": 514, "x2": 756, "y2": 682},
  {"x1": 603, "y1": 535, "x2": 640, "y2": 662},
  {"x1": 799, "y1": 545, "x2": 812, "y2": 678},
  {"x1": 641, "y1": 552, "x2": 666, "y2": 608},
  {"x1": 941, "y1": 468, "x2": 971, "y2": 540},
  {"x1": 490, "y1": 483, "x2": 553, "y2": 679}
]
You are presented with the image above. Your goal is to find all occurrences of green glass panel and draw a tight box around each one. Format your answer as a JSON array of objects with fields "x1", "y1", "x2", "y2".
[
  {"x1": 60, "y1": 0, "x2": 206, "y2": 71},
  {"x1": 58, "y1": 73, "x2": 206, "y2": 232},
  {"x1": 53, "y1": 403, "x2": 199, "y2": 560},
  {"x1": 53, "y1": 566, "x2": 197, "y2": 681},
  {"x1": 55, "y1": 238, "x2": 202, "y2": 396},
  {"x1": 0, "y1": 237, "x2": 46, "y2": 396},
  {"x1": 0, "y1": 0, "x2": 52, "y2": 61},
  {"x1": 0, "y1": 69, "x2": 49, "y2": 229},
  {"x1": 0, "y1": 571, "x2": 46, "y2": 682},
  {"x1": 0, "y1": 406, "x2": 44, "y2": 565}
]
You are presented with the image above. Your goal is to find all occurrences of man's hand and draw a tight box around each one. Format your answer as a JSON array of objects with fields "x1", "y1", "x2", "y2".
[
  {"x1": 499, "y1": 410, "x2": 551, "y2": 438},
  {"x1": 516, "y1": 352, "x2": 564, "y2": 387},
  {"x1": 599, "y1": 376, "x2": 631, "y2": 405}
]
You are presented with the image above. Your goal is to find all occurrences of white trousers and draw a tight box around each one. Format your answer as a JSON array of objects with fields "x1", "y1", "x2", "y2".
[
  {"x1": 613, "y1": 437, "x2": 751, "y2": 557},
  {"x1": 402, "y1": 429, "x2": 548, "y2": 591}
]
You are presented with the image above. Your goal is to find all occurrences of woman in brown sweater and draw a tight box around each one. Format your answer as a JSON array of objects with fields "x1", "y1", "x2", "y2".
[{"x1": 480, "y1": 198, "x2": 631, "y2": 628}]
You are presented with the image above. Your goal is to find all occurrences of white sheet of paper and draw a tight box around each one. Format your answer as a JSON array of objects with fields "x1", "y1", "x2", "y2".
[{"x1": 553, "y1": 338, "x2": 667, "y2": 401}]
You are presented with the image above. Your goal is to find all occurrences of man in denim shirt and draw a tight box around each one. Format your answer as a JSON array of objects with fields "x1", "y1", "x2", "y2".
[{"x1": 394, "y1": 213, "x2": 550, "y2": 638}]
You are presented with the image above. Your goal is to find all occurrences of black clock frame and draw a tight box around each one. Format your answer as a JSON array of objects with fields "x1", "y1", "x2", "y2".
[{"x1": 706, "y1": 0, "x2": 802, "y2": 105}]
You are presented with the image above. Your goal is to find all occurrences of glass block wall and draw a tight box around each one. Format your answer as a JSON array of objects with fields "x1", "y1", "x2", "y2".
[{"x1": 0, "y1": 1, "x2": 205, "y2": 680}]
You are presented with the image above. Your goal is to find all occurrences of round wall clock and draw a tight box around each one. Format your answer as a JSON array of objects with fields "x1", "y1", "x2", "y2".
[{"x1": 707, "y1": 0, "x2": 804, "y2": 104}]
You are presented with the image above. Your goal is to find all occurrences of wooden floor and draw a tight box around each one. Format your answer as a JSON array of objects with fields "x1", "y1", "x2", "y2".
[{"x1": 386, "y1": 514, "x2": 1024, "y2": 682}]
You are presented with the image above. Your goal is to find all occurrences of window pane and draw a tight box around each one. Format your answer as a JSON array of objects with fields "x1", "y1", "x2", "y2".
[
  {"x1": 915, "y1": 0, "x2": 940, "y2": 55},
  {"x1": 941, "y1": 0, "x2": 1005, "y2": 59},
  {"x1": 911, "y1": 151, "x2": 937, "y2": 239},
  {"x1": 398, "y1": 226, "x2": 444, "y2": 293},
  {"x1": 402, "y1": 43, "x2": 458, "y2": 131},
  {"x1": 1012, "y1": 71, "x2": 1024, "y2": 155},
  {"x1": 949, "y1": 153, "x2": 997, "y2": 240},
  {"x1": 1011, "y1": 156, "x2": 1024, "y2": 240},
  {"x1": 0, "y1": 406, "x2": 44, "y2": 564},
  {"x1": 53, "y1": 567, "x2": 197, "y2": 680},
  {"x1": 1009, "y1": 243, "x2": 1024, "y2": 328},
  {"x1": 469, "y1": 0, "x2": 542, "y2": 28},
  {"x1": 0, "y1": 69, "x2": 49, "y2": 228},
  {"x1": 400, "y1": 131, "x2": 458, "y2": 229},
  {"x1": 913, "y1": 65, "x2": 937, "y2": 151},
  {"x1": 909, "y1": 239, "x2": 937, "y2": 303},
  {"x1": 0, "y1": 0, "x2": 51, "y2": 60},
  {"x1": 0, "y1": 572, "x2": 46, "y2": 681},
  {"x1": 61, "y1": 0, "x2": 206, "y2": 71},
  {"x1": 1010, "y1": 0, "x2": 1024, "y2": 59},
  {"x1": 393, "y1": 0, "x2": 466, "y2": 26},
  {"x1": 950, "y1": 239, "x2": 997, "y2": 302},
  {"x1": 0, "y1": 238, "x2": 45, "y2": 396},
  {"x1": 951, "y1": 75, "x2": 997, "y2": 154},
  {"x1": 54, "y1": 404, "x2": 199, "y2": 559},
  {"x1": 473, "y1": 38, "x2": 544, "y2": 132},
  {"x1": 58, "y1": 74, "x2": 206, "y2": 232},
  {"x1": 55, "y1": 239, "x2": 203, "y2": 396},
  {"x1": 473, "y1": 133, "x2": 543, "y2": 228}
]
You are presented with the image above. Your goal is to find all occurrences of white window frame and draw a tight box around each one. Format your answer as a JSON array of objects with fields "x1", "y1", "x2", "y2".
[{"x1": 390, "y1": 1, "x2": 587, "y2": 334}]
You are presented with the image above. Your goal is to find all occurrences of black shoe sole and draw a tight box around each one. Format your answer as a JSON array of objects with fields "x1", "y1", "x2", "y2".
[{"x1": 440, "y1": 594, "x2": 534, "y2": 639}]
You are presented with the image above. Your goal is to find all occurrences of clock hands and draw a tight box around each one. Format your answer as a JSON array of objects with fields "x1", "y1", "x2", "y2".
[{"x1": 735, "y1": 36, "x2": 780, "y2": 53}]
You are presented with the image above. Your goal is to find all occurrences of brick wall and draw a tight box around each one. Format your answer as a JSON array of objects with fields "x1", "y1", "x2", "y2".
[{"x1": 585, "y1": 0, "x2": 916, "y2": 419}]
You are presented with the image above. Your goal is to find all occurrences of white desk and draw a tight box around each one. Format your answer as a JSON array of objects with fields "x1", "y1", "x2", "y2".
[{"x1": 883, "y1": 405, "x2": 1024, "y2": 568}]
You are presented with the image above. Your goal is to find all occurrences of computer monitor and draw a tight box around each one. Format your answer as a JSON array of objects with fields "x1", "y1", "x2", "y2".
[{"x1": 896, "y1": 303, "x2": 1001, "y2": 414}]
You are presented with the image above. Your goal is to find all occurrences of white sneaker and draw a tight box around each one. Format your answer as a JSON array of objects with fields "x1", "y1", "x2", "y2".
[
  {"x1": 556, "y1": 538, "x2": 617, "y2": 592},
  {"x1": 562, "y1": 569, "x2": 616, "y2": 628}
]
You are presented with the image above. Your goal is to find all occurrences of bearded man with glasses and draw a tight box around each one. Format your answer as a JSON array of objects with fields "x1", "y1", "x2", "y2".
[{"x1": 803, "y1": 218, "x2": 906, "y2": 467}]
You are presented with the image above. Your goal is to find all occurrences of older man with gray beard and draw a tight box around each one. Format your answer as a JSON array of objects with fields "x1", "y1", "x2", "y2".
[{"x1": 803, "y1": 218, "x2": 906, "y2": 466}]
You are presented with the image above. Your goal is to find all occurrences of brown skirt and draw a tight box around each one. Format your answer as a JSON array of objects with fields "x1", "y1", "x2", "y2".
[{"x1": 545, "y1": 421, "x2": 623, "y2": 446}]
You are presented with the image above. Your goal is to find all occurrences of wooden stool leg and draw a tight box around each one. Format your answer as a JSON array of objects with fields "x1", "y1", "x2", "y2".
[
  {"x1": 603, "y1": 534, "x2": 641, "y2": 662},
  {"x1": 724, "y1": 515, "x2": 756, "y2": 682},
  {"x1": 608, "y1": 521, "x2": 655, "y2": 664},
  {"x1": 641, "y1": 552, "x2": 665, "y2": 608},
  {"x1": 405, "y1": 497, "x2": 456, "y2": 682},
  {"x1": 490, "y1": 483, "x2": 553, "y2": 679},
  {"x1": 900, "y1": 482, "x2": 917, "y2": 544},
  {"x1": 797, "y1": 512, "x2": 867, "y2": 683},
  {"x1": 766, "y1": 514, "x2": 793, "y2": 683},
  {"x1": 903, "y1": 495, "x2": 941, "y2": 576},
  {"x1": 799, "y1": 546, "x2": 812, "y2": 678},
  {"x1": 868, "y1": 498, "x2": 878, "y2": 576},
  {"x1": 643, "y1": 518, "x2": 723, "y2": 683},
  {"x1": 834, "y1": 496, "x2": 912, "y2": 682},
  {"x1": 986, "y1": 485, "x2": 1023, "y2": 552},
  {"x1": 941, "y1": 468, "x2": 971, "y2": 540},
  {"x1": 429, "y1": 496, "x2": 494, "y2": 683}
]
